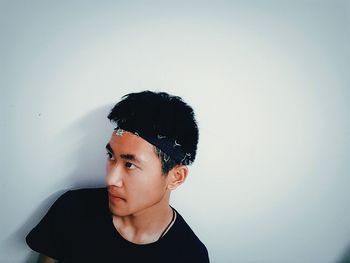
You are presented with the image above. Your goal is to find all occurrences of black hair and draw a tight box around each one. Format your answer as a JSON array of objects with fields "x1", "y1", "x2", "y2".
[{"x1": 107, "y1": 91, "x2": 199, "y2": 174}]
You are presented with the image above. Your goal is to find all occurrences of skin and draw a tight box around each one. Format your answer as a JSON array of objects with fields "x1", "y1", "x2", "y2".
[{"x1": 38, "y1": 130, "x2": 188, "y2": 261}]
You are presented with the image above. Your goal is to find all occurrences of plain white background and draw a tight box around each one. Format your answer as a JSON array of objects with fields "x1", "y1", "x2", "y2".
[{"x1": 1, "y1": 0, "x2": 350, "y2": 262}]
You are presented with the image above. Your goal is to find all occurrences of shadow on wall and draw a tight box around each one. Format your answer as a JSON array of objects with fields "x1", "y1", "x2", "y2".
[
  {"x1": 2, "y1": 190, "x2": 65, "y2": 263},
  {"x1": 3, "y1": 104, "x2": 115, "y2": 262},
  {"x1": 60, "y1": 104, "x2": 115, "y2": 189},
  {"x1": 337, "y1": 243, "x2": 350, "y2": 263}
]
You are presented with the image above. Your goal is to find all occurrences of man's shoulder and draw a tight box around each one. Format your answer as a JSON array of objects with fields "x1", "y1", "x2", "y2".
[
  {"x1": 60, "y1": 187, "x2": 107, "y2": 200},
  {"x1": 26, "y1": 187, "x2": 109, "y2": 260},
  {"x1": 54, "y1": 187, "x2": 108, "y2": 216},
  {"x1": 165, "y1": 209, "x2": 209, "y2": 262},
  {"x1": 170, "y1": 210, "x2": 203, "y2": 240}
]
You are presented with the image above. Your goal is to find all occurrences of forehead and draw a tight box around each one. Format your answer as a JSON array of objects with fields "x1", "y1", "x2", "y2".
[{"x1": 108, "y1": 131, "x2": 157, "y2": 160}]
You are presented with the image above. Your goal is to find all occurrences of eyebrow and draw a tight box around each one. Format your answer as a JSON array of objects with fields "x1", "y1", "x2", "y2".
[
  {"x1": 105, "y1": 143, "x2": 142, "y2": 164},
  {"x1": 106, "y1": 143, "x2": 114, "y2": 154},
  {"x1": 120, "y1": 154, "x2": 140, "y2": 164}
]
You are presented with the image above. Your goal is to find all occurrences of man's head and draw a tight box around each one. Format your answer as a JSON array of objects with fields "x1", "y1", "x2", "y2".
[
  {"x1": 107, "y1": 90, "x2": 199, "y2": 174},
  {"x1": 105, "y1": 91, "x2": 199, "y2": 216}
]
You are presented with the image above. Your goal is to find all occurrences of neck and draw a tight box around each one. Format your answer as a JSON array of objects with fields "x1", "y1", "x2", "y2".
[{"x1": 112, "y1": 193, "x2": 174, "y2": 244}]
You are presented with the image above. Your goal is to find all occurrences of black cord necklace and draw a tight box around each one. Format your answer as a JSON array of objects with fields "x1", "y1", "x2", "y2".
[{"x1": 158, "y1": 208, "x2": 176, "y2": 240}]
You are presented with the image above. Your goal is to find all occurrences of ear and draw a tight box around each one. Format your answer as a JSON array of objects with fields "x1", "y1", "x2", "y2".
[{"x1": 167, "y1": 165, "x2": 188, "y2": 190}]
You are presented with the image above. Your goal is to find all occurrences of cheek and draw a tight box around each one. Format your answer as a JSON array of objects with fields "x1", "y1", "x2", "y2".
[
  {"x1": 106, "y1": 161, "x2": 110, "y2": 172},
  {"x1": 130, "y1": 182, "x2": 165, "y2": 207},
  {"x1": 105, "y1": 162, "x2": 111, "y2": 182},
  {"x1": 131, "y1": 175, "x2": 167, "y2": 196},
  {"x1": 105, "y1": 161, "x2": 115, "y2": 179}
]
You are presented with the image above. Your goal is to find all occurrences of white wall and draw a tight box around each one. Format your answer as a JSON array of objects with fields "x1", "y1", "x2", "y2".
[{"x1": 1, "y1": 1, "x2": 350, "y2": 262}]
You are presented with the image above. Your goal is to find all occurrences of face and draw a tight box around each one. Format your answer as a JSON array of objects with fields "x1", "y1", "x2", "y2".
[{"x1": 105, "y1": 130, "x2": 170, "y2": 217}]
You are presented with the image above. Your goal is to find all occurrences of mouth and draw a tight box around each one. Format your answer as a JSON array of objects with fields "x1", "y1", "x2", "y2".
[
  {"x1": 107, "y1": 186, "x2": 126, "y2": 203},
  {"x1": 108, "y1": 193, "x2": 126, "y2": 202}
]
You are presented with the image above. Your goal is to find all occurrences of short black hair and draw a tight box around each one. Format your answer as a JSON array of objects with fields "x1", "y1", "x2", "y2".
[{"x1": 107, "y1": 91, "x2": 199, "y2": 174}]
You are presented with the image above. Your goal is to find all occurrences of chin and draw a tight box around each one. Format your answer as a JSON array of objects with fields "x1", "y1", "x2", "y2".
[{"x1": 108, "y1": 203, "x2": 128, "y2": 217}]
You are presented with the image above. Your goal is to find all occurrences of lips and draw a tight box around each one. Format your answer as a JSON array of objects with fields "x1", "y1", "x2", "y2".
[
  {"x1": 108, "y1": 194, "x2": 126, "y2": 202},
  {"x1": 107, "y1": 187, "x2": 126, "y2": 202}
]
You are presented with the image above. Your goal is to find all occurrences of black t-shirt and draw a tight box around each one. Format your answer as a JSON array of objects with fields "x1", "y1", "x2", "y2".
[{"x1": 26, "y1": 188, "x2": 209, "y2": 263}]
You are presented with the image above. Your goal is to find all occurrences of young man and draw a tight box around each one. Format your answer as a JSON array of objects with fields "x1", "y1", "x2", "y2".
[{"x1": 26, "y1": 91, "x2": 209, "y2": 263}]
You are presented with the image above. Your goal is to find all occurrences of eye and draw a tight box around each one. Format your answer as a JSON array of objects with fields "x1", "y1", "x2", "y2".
[
  {"x1": 125, "y1": 162, "x2": 136, "y2": 170},
  {"x1": 106, "y1": 152, "x2": 115, "y2": 161}
]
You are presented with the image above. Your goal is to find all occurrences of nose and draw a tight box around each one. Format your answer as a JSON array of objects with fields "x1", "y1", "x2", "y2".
[{"x1": 106, "y1": 162, "x2": 124, "y2": 188}]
